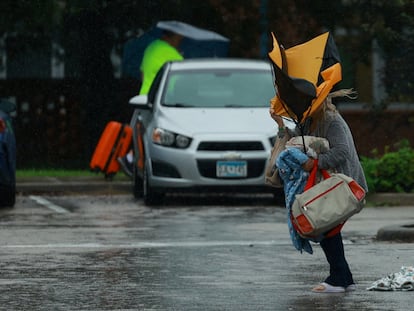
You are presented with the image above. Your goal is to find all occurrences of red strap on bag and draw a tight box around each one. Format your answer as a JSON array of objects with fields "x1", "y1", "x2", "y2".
[
  {"x1": 304, "y1": 159, "x2": 331, "y2": 190},
  {"x1": 304, "y1": 159, "x2": 343, "y2": 237}
]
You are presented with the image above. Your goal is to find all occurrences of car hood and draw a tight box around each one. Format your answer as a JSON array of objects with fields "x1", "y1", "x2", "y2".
[{"x1": 156, "y1": 107, "x2": 278, "y2": 136}]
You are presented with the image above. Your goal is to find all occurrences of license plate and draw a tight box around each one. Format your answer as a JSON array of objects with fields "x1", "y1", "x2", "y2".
[{"x1": 216, "y1": 161, "x2": 247, "y2": 178}]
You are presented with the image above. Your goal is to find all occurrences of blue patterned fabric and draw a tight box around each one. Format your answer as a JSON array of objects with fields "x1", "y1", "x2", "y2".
[{"x1": 276, "y1": 148, "x2": 313, "y2": 254}]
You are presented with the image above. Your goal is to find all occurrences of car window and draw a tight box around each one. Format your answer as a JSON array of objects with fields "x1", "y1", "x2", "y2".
[{"x1": 162, "y1": 69, "x2": 275, "y2": 108}]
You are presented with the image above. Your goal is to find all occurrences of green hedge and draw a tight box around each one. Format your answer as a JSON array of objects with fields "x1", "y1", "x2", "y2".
[{"x1": 361, "y1": 140, "x2": 414, "y2": 193}]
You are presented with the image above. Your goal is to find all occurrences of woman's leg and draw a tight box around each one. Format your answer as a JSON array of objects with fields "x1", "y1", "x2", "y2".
[{"x1": 319, "y1": 232, "x2": 354, "y2": 287}]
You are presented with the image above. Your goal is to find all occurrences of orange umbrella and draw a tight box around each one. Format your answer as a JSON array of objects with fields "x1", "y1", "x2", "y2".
[{"x1": 268, "y1": 32, "x2": 342, "y2": 124}]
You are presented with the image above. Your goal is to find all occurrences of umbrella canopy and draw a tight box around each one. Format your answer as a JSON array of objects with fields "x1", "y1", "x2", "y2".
[
  {"x1": 122, "y1": 21, "x2": 230, "y2": 79},
  {"x1": 268, "y1": 32, "x2": 342, "y2": 124}
]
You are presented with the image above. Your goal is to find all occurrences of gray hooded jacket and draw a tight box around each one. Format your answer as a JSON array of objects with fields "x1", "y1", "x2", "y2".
[{"x1": 311, "y1": 110, "x2": 368, "y2": 192}]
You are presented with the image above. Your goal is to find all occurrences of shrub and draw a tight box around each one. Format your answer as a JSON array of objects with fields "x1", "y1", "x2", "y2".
[
  {"x1": 361, "y1": 140, "x2": 414, "y2": 193},
  {"x1": 360, "y1": 156, "x2": 379, "y2": 193}
]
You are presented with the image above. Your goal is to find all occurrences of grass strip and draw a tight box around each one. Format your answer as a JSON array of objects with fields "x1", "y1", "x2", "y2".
[{"x1": 16, "y1": 169, "x2": 98, "y2": 178}]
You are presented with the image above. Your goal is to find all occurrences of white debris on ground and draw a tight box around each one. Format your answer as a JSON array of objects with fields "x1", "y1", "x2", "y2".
[{"x1": 367, "y1": 266, "x2": 414, "y2": 291}]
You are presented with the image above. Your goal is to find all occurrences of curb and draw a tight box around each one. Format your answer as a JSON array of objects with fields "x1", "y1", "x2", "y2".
[
  {"x1": 366, "y1": 193, "x2": 414, "y2": 206},
  {"x1": 16, "y1": 180, "x2": 132, "y2": 195},
  {"x1": 377, "y1": 224, "x2": 414, "y2": 242}
]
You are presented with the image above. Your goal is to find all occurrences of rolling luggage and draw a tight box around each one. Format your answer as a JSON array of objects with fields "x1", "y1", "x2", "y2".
[{"x1": 90, "y1": 121, "x2": 132, "y2": 178}]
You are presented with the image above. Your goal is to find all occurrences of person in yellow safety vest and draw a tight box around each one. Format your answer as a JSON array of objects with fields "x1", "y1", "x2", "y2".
[
  {"x1": 139, "y1": 31, "x2": 184, "y2": 94},
  {"x1": 118, "y1": 30, "x2": 184, "y2": 177}
]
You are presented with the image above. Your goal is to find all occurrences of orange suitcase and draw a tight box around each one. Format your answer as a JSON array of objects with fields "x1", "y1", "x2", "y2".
[{"x1": 90, "y1": 121, "x2": 132, "y2": 178}]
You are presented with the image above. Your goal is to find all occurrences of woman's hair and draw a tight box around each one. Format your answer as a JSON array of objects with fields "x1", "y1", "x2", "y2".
[
  {"x1": 323, "y1": 88, "x2": 357, "y2": 113},
  {"x1": 310, "y1": 88, "x2": 357, "y2": 132}
]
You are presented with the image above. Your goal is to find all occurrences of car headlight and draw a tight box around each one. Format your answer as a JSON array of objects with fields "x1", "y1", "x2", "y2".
[
  {"x1": 176, "y1": 134, "x2": 191, "y2": 148},
  {"x1": 152, "y1": 128, "x2": 192, "y2": 148}
]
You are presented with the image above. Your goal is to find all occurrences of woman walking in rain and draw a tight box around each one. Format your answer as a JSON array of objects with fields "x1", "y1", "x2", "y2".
[{"x1": 268, "y1": 31, "x2": 368, "y2": 293}]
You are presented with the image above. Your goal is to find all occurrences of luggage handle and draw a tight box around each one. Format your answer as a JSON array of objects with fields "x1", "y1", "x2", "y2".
[{"x1": 103, "y1": 123, "x2": 126, "y2": 173}]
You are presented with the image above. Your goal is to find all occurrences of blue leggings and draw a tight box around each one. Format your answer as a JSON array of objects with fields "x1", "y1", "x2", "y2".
[{"x1": 320, "y1": 232, "x2": 354, "y2": 287}]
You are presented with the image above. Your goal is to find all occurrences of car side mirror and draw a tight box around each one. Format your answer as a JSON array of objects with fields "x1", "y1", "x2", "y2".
[{"x1": 129, "y1": 95, "x2": 151, "y2": 109}]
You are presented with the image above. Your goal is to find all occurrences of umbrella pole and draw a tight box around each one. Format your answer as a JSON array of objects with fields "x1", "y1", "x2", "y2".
[
  {"x1": 300, "y1": 125, "x2": 307, "y2": 153},
  {"x1": 278, "y1": 97, "x2": 308, "y2": 152}
]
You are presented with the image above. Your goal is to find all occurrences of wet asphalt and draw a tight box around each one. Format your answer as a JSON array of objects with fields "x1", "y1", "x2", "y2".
[{"x1": 0, "y1": 177, "x2": 412, "y2": 310}]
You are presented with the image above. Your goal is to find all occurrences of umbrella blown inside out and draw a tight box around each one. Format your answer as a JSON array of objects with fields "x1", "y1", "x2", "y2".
[{"x1": 268, "y1": 32, "x2": 342, "y2": 124}]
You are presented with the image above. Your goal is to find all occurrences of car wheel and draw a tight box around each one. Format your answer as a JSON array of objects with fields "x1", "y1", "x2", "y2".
[
  {"x1": 0, "y1": 184, "x2": 15, "y2": 208},
  {"x1": 132, "y1": 163, "x2": 143, "y2": 199},
  {"x1": 143, "y1": 163, "x2": 164, "y2": 206}
]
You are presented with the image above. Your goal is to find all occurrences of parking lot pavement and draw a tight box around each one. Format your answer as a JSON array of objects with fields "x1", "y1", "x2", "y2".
[
  {"x1": 271, "y1": 204, "x2": 414, "y2": 310},
  {"x1": 15, "y1": 176, "x2": 414, "y2": 242},
  {"x1": 15, "y1": 175, "x2": 414, "y2": 203},
  {"x1": 3, "y1": 192, "x2": 414, "y2": 310}
]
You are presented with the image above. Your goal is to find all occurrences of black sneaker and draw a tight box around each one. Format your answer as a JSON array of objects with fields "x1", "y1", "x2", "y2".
[{"x1": 117, "y1": 156, "x2": 133, "y2": 178}]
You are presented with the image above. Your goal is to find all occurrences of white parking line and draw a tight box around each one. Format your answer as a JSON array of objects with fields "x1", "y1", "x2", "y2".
[
  {"x1": 0, "y1": 240, "x2": 353, "y2": 250},
  {"x1": 29, "y1": 195, "x2": 69, "y2": 214},
  {"x1": 0, "y1": 240, "x2": 282, "y2": 249}
]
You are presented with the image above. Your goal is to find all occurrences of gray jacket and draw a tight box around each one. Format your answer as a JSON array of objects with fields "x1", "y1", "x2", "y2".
[{"x1": 311, "y1": 110, "x2": 368, "y2": 192}]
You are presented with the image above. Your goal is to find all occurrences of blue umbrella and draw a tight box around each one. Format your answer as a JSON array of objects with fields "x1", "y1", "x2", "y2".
[{"x1": 122, "y1": 21, "x2": 230, "y2": 79}]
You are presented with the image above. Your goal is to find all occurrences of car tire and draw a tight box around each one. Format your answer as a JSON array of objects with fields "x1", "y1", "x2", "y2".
[
  {"x1": 143, "y1": 163, "x2": 164, "y2": 206},
  {"x1": 0, "y1": 184, "x2": 15, "y2": 208}
]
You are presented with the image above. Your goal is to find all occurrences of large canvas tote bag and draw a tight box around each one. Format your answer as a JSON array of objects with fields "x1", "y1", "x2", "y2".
[
  {"x1": 291, "y1": 160, "x2": 366, "y2": 239},
  {"x1": 264, "y1": 132, "x2": 291, "y2": 188}
]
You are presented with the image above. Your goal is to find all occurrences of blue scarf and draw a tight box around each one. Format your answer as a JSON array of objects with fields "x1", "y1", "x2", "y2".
[{"x1": 276, "y1": 148, "x2": 313, "y2": 254}]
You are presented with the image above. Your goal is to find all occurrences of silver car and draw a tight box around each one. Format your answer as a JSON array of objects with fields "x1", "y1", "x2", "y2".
[{"x1": 129, "y1": 58, "x2": 284, "y2": 205}]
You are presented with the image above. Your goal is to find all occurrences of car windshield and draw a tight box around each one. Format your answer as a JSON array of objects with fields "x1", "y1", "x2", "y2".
[{"x1": 162, "y1": 68, "x2": 275, "y2": 108}]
